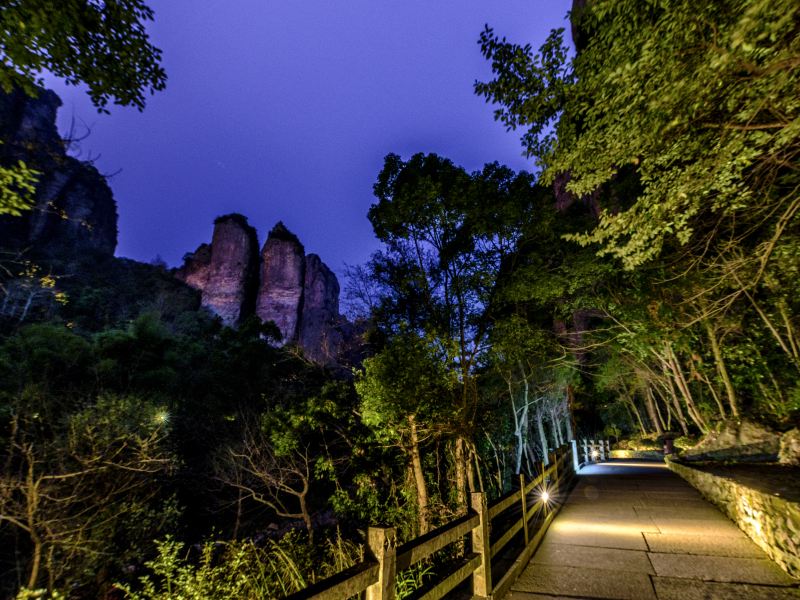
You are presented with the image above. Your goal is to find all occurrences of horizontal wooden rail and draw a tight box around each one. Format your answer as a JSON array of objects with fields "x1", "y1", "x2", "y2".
[
  {"x1": 286, "y1": 560, "x2": 378, "y2": 600},
  {"x1": 395, "y1": 512, "x2": 478, "y2": 571},
  {"x1": 490, "y1": 513, "x2": 524, "y2": 558},
  {"x1": 284, "y1": 441, "x2": 578, "y2": 600},
  {"x1": 488, "y1": 487, "x2": 521, "y2": 520},
  {"x1": 414, "y1": 553, "x2": 481, "y2": 600}
]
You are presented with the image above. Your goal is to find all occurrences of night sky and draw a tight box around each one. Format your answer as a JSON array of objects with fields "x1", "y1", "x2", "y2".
[{"x1": 43, "y1": 1, "x2": 573, "y2": 278}]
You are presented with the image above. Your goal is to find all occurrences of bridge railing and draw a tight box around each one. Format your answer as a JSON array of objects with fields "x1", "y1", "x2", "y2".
[{"x1": 286, "y1": 443, "x2": 576, "y2": 600}]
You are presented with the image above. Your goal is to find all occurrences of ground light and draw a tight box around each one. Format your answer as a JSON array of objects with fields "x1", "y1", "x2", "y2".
[
  {"x1": 540, "y1": 490, "x2": 550, "y2": 503},
  {"x1": 591, "y1": 449, "x2": 599, "y2": 460}
]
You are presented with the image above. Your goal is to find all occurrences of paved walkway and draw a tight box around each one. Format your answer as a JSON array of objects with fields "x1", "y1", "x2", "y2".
[{"x1": 510, "y1": 460, "x2": 800, "y2": 600}]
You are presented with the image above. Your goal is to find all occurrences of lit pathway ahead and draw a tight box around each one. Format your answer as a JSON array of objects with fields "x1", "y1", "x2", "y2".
[{"x1": 510, "y1": 460, "x2": 800, "y2": 600}]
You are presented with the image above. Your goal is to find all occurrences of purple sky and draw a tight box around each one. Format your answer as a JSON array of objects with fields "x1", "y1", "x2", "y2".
[{"x1": 44, "y1": 1, "x2": 573, "y2": 277}]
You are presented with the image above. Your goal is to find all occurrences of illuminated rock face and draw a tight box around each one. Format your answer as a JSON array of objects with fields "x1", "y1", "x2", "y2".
[
  {"x1": 256, "y1": 222, "x2": 306, "y2": 343},
  {"x1": 177, "y1": 219, "x2": 348, "y2": 363},
  {"x1": 682, "y1": 419, "x2": 781, "y2": 462},
  {"x1": 175, "y1": 214, "x2": 259, "y2": 327}
]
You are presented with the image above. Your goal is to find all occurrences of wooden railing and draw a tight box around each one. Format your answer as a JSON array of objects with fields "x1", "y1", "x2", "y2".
[
  {"x1": 576, "y1": 438, "x2": 611, "y2": 464},
  {"x1": 286, "y1": 444, "x2": 576, "y2": 600}
]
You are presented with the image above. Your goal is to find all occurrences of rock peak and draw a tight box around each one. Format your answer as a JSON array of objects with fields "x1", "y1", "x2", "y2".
[
  {"x1": 177, "y1": 219, "x2": 351, "y2": 364},
  {"x1": 267, "y1": 221, "x2": 303, "y2": 247},
  {"x1": 175, "y1": 215, "x2": 259, "y2": 326}
]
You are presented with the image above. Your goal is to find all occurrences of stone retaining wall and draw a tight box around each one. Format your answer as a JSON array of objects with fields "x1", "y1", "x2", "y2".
[
  {"x1": 667, "y1": 458, "x2": 800, "y2": 579},
  {"x1": 609, "y1": 449, "x2": 663, "y2": 460}
]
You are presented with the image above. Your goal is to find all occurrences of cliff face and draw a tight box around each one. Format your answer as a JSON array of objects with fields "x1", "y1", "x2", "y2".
[
  {"x1": 175, "y1": 215, "x2": 259, "y2": 327},
  {"x1": 177, "y1": 219, "x2": 348, "y2": 363},
  {"x1": 0, "y1": 87, "x2": 117, "y2": 258},
  {"x1": 300, "y1": 254, "x2": 341, "y2": 363},
  {"x1": 256, "y1": 222, "x2": 306, "y2": 342}
]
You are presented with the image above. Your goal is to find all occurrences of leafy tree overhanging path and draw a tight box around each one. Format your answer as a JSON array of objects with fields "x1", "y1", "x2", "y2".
[{"x1": 509, "y1": 461, "x2": 800, "y2": 599}]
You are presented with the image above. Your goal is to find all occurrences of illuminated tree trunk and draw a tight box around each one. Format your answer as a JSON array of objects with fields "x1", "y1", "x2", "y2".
[
  {"x1": 623, "y1": 392, "x2": 647, "y2": 435},
  {"x1": 535, "y1": 403, "x2": 549, "y2": 466},
  {"x1": 660, "y1": 375, "x2": 689, "y2": 436},
  {"x1": 644, "y1": 387, "x2": 664, "y2": 435},
  {"x1": 704, "y1": 320, "x2": 739, "y2": 418},
  {"x1": 408, "y1": 415, "x2": 429, "y2": 534},
  {"x1": 454, "y1": 436, "x2": 467, "y2": 512}
]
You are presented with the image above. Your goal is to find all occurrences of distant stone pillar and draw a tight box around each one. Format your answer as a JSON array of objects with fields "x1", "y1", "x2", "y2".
[
  {"x1": 180, "y1": 214, "x2": 258, "y2": 327},
  {"x1": 256, "y1": 222, "x2": 305, "y2": 343}
]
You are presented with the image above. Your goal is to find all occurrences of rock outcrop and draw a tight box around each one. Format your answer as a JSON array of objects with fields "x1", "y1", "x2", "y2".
[
  {"x1": 682, "y1": 419, "x2": 782, "y2": 462},
  {"x1": 0, "y1": 87, "x2": 117, "y2": 258},
  {"x1": 256, "y1": 222, "x2": 306, "y2": 342},
  {"x1": 299, "y1": 253, "x2": 341, "y2": 362},
  {"x1": 175, "y1": 214, "x2": 259, "y2": 327},
  {"x1": 779, "y1": 429, "x2": 800, "y2": 466},
  {"x1": 175, "y1": 243, "x2": 212, "y2": 291},
  {"x1": 177, "y1": 219, "x2": 350, "y2": 363}
]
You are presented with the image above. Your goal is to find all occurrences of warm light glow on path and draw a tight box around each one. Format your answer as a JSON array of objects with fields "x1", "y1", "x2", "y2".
[{"x1": 510, "y1": 459, "x2": 798, "y2": 599}]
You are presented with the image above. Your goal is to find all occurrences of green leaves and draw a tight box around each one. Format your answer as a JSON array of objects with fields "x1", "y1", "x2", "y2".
[
  {"x1": 0, "y1": 160, "x2": 38, "y2": 216},
  {"x1": 0, "y1": 0, "x2": 166, "y2": 111},
  {"x1": 480, "y1": 0, "x2": 800, "y2": 270},
  {"x1": 356, "y1": 330, "x2": 456, "y2": 440}
]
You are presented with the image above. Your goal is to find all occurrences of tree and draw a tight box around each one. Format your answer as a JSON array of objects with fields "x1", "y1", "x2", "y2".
[
  {"x1": 477, "y1": 0, "x2": 800, "y2": 428},
  {"x1": 0, "y1": 0, "x2": 166, "y2": 215},
  {"x1": 215, "y1": 421, "x2": 315, "y2": 538},
  {"x1": 0, "y1": 394, "x2": 174, "y2": 592},
  {"x1": 367, "y1": 153, "x2": 536, "y2": 508},
  {"x1": 355, "y1": 330, "x2": 457, "y2": 534},
  {"x1": 0, "y1": 0, "x2": 166, "y2": 111},
  {"x1": 478, "y1": 0, "x2": 799, "y2": 270}
]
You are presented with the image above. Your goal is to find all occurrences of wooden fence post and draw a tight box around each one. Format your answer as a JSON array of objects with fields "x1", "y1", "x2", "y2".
[
  {"x1": 519, "y1": 473, "x2": 529, "y2": 545},
  {"x1": 470, "y1": 491, "x2": 492, "y2": 598},
  {"x1": 581, "y1": 439, "x2": 588, "y2": 464},
  {"x1": 366, "y1": 526, "x2": 396, "y2": 600}
]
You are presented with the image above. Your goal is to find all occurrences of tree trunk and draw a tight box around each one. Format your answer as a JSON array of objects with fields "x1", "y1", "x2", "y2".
[
  {"x1": 665, "y1": 345, "x2": 708, "y2": 432},
  {"x1": 454, "y1": 435, "x2": 467, "y2": 513},
  {"x1": 299, "y1": 493, "x2": 313, "y2": 541},
  {"x1": 644, "y1": 387, "x2": 664, "y2": 435},
  {"x1": 27, "y1": 538, "x2": 42, "y2": 590},
  {"x1": 408, "y1": 415, "x2": 429, "y2": 534},
  {"x1": 704, "y1": 320, "x2": 739, "y2": 418},
  {"x1": 550, "y1": 405, "x2": 564, "y2": 447},
  {"x1": 565, "y1": 385, "x2": 576, "y2": 441},
  {"x1": 624, "y1": 393, "x2": 647, "y2": 435},
  {"x1": 661, "y1": 376, "x2": 689, "y2": 436},
  {"x1": 535, "y1": 405, "x2": 549, "y2": 466}
]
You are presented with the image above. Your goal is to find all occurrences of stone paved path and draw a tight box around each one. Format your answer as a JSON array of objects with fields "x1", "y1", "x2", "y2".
[{"x1": 509, "y1": 460, "x2": 800, "y2": 600}]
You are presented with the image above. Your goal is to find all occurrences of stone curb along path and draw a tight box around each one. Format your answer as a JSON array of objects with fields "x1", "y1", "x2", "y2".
[
  {"x1": 508, "y1": 460, "x2": 800, "y2": 600},
  {"x1": 666, "y1": 457, "x2": 800, "y2": 578}
]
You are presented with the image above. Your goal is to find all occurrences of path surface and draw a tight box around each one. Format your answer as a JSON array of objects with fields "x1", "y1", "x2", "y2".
[{"x1": 509, "y1": 460, "x2": 800, "y2": 600}]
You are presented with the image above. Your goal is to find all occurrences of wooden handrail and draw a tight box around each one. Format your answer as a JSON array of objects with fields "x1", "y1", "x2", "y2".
[
  {"x1": 487, "y1": 487, "x2": 521, "y2": 520},
  {"x1": 490, "y1": 514, "x2": 524, "y2": 558},
  {"x1": 286, "y1": 560, "x2": 379, "y2": 600},
  {"x1": 284, "y1": 442, "x2": 578, "y2": 600},
  {"x1": 395, "y1": 512, "x2": 478, "y2": 571},
  {"x1": 414, "y1": 553, "x2": 481, "y2": 600}
]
